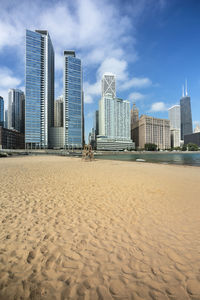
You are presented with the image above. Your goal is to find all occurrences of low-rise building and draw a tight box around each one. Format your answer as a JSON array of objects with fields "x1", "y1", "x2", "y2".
[
  {"x1": 184, "y1": 132, "x2": 200, "y2": 147},
  {"x1": 132, "y1": 115, "x2": 170, "y2": 150},
  {"x1": 0, "y1": 126, "x2": 25, "y2": 149}
]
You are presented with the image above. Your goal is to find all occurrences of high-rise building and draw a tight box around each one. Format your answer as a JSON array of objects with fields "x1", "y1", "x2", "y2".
[
  {"x1": 97, "y1": 74, "x2": 134, "y2": 150},
  {"x1": 99, "y1": 94, "x2": 131, "y2": 140},
  {"x1": 168, "y1": 105, "x2": 181, "y2": 147},
  {"x1": 94, "y1": 110, "x2": 99, "y2": 136},
  {"x1": 101, "y1": 73, "x2": 116, "y2": 98},
  {"x1": 0, "y1": 96, "x2": 4, "y2": 127},
  {"x1": 132, "y1": 115, "x2": 170, "y2": 150},
  {"x1": 180, "y1": 84, "x2": 192, "y2": 140},
  {"x1": 54, "y1": 96, "x2": 63, "y2": 127},
  {"x1": 63, "y1": 50, "x2": 83, "y2": 149},
  {"x1": 8, "y1": 89, "x2": 25, "y2": 133},
  {"x1": 131, "y1": 103, "x2": 139, "y2": 129},
  {"x1": 4, "y1": 110, "x2": 8, "y2": 129},
  {"x1": 25, "y1": 29, "x2": 54, "y2": 149}
]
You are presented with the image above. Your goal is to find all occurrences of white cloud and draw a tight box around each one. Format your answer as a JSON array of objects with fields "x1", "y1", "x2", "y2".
[
  {"x1": 150, "y1": 101, "x2": 168, "y2": 112},
  {"x1": 120, "y1": 77, "x2": 152, "y2": 91},
  {"x1": 0, "y1": 0, "x2": 155, "y2": 104},
  {"x1": 128, "y1": 92, "x2": 147, "y2": 101}
]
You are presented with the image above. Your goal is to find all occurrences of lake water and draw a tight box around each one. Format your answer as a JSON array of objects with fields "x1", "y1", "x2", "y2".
[{"x1": 95, "y1": 152, "x2": 200, "y2": 167}]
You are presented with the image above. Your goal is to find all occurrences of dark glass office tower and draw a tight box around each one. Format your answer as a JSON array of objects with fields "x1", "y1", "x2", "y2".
[
  {"x1": 25, "y1": 29, "x2": 54, "y2": 149},
  {"x1": 0, "y1": 96, "x2": 4, "y2": 127},
  {"x1": 63, "y1": 51, "x2": 83, "y2": 149},
  {"x1": 180, "y1": 95, "x2": 193, "y2": 140}
]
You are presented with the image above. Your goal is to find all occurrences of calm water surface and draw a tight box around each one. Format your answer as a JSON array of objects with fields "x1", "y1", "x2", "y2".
[{"x1": 95, "y1": 152, "x2": 200, "y2": 166}]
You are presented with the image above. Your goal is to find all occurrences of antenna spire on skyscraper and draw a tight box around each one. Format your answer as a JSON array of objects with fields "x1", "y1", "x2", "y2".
[
  {"x1": 182, "y1": 85, "x2": 184, "y2": 97},
  {"x1": 185, "y1": 79, "x2": 188, "y2": 96}
]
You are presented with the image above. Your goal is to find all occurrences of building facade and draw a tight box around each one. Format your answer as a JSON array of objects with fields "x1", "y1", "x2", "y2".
[
  {"x1": 0, "y1": 96, "x2": 4, "y2": 127},
  {"x1": 8, "y1": 89, "x2": 25, "y2": 133},
  {"x1": 132, "y1": 115, "x2": 170, "y2": 150},
  {"x1": 97, "y1": 74, "x2": 134, "y2": 150},
  {"x1": 184, "y1": 132, "x2": 200, "y2": 147},
  {"x1": 0, "y1": 126, "x2": 25, "y2": 149},
  {"x1": 168, "y1": 105, "x2": 181, "y2": 147},
  {"x1": 54, "y1": 96, "x2": 63, "y2": 127},
  {"x1": 25, "y1": 29, "x2": 54, "y2": 149},
  {"x1": 63, "y1": 51, "x2": 83, "y2": 149},
  {"x1": 180, "y1": 95, "x2": 193, "y2": 140},
  {"x1": 101, "y1": 73, "x2": 116, "y2": 98}
]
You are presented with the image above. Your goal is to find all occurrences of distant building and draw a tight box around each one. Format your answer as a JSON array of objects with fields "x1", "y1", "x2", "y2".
[
  {"x1": 97, "y1": 76, "x2": 134, "y2": 150},
  {"x1": 8, "y1": 89, "x2": 25, "y2": 133},
  {"x1": 184, "y1": 132, "x2": 200, "y2": 147},
  {"x1": 132, "y1": 115, "x2": 170, "y2": 150},
  {"x1": 25, "y1": 29, "x2": 54, "y2": 149},
  {"x1": 131, "y1": 103, "x2": 139, "y2": 128},
  {"x1": 194, "y1": 124, "x2": 200, "y2": 133},
  {"x1": 94, "y1": 110, "x2": 99, "y2": 136},
  {"x1": 63, "y1": 50, "x2": 83, "y2": 149},
  {"x1": 168, "y1": 105, "x2": 181, "y2": 147},
  {"x1": 101, "y1": 73, "x2": 116, "y2": 98},
  {"x1": 0, "y1": 126, "x2": 24, "y2": 149},
  {"x1": 4, "y1": 110, "x2": 8, "y2": 129},
  {"x1": 0, "y1": 96, "x2": 4, "y2": 127},
  {"x1": 54, "y1": 96, "x2": 63, "y2": 127},
  {"x1": 180, "y1": 84, "x2": 193, "y2": 140}
]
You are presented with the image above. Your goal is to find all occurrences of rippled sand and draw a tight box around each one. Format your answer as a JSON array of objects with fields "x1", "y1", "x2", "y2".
[{"x1": 0, "y1": 155, "x2": 200, "y2": 300}]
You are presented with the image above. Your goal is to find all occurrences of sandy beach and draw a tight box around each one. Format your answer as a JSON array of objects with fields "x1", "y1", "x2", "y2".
[{"x1": 0, "y1": 155, "x2": 200, "y2": 300}]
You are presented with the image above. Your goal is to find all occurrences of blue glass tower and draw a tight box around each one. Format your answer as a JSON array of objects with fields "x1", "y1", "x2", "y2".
[
  {"x1": 0, "y1": 96, "x2": 4, "y2": 127},
  {"x1": 25, "y1": 29, "x2": 54, "y2": 149},
  {"x1": 63, "y1": 51, "x2": 83, "y2": 148}
]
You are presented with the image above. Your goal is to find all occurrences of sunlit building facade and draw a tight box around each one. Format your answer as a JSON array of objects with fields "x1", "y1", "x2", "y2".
[
  {"x1": 63, "y1": 51, "x2": 83, "y2": 149},
  {"x1": 25, "y1": 29, "x2": 54, "y2": 148}
]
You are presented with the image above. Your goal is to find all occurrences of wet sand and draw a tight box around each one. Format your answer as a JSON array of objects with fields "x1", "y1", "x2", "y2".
[{"x1": 0, "y1": 155, "x2": 200, "y2": 299}]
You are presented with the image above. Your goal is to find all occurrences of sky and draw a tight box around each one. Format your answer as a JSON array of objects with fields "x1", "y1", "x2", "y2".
[{"x1": 0, "y1": 0, "x2": 200, "y2": 139}]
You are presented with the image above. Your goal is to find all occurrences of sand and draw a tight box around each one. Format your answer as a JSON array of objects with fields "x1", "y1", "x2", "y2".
[{"x1": 0, "y1": 155, "x2": 200, "y2": 300}]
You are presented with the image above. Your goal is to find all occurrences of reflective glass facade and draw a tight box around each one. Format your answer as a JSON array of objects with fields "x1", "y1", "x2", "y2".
[
  {"x1": 64, "y1": 52, "x2": 83, "y2": 148},
  {"x1": 25, "y1": 29, "x2": 54, "y2": 148},
  {"x1": 0, "y1": 96, "x2": 4, "y2": 127},
  {"x1": 180, "y1": 96, "x2": 193, "y2": 140},
  {"x1": 8, "y1": 89, "x2": 25, "y2": 133}
]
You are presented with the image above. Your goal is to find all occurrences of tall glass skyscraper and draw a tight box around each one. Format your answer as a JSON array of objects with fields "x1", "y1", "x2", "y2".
[
  {"x1": 0, "y1": 96, "x2": 4, "y2": 127},
  {"x1": 8, "y1": 89, "x2": 25, "y2": 133},
  {"x1": 25, "y1": 29, "x2": 54, "y2": 148},
  {"x1": 63, "y1": 51, "x2": 83, "y2": 149},
  {"x1": 180, "y1": 95, "x2": 193, "y2": 140}
]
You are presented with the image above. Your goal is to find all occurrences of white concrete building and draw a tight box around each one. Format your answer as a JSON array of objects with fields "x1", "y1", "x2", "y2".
[
  {"x1": 98, "y1": 75, "x2": 134, "y2": 150},
  {"x1": 168, "y1": 105, "x2": 181, "y2": 147}
]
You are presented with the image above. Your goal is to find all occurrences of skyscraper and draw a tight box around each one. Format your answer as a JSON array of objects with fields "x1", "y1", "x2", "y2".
[
  {"x1": 97, "y1": 74, "x2": 134, "y2": 150},
  {"x1": 168, "y1": 105, "x2": 181, "y2": 147},
  {"x1": 101, "y1": 73, "x2": 116, "y2": 98},
  {"x1": 63, "y1": 50, "x2": 83, "y2": 149},
  {"x1": 180, "y1": 83, "x2": 193, "y2": 140},
  {"x1": 131, "y1": 103, "x2": 139, "y2": 129},
  {"x1": 0, "y1": 96, "x2": 4, "y2": 127},
  {"x1": 54, "y1": 96, "x2": 63, "y2": 127},
  {"x1": 25, "y1": 29, "x2": 54, "y2": 149},
  {"x1": 8, "y1": 89, "x2": 25, "y2": 133}
]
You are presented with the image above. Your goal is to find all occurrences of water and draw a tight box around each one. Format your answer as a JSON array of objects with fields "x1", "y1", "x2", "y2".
[{"x1": 95, "y1": 152, "x2": 200, "y2": 167}]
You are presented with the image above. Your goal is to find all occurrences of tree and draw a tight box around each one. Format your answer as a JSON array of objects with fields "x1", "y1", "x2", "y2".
[
  {"x1": 187, "y1": 143, "x2": 199, "y2": 151},
  {"x1": 144, "y1": 143, "x2": 157, "y2": 151},
  {"x1": 182, "y1": 144, "x2": 187, "y2": 151}
]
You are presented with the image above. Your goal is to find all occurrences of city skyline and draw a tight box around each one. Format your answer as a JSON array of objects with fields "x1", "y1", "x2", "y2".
[{"x1": 0, "y1": 0, "x2": 200, "y2": 140}]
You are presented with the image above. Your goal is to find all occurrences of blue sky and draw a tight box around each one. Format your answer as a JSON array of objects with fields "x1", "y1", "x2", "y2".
[{"x1": 0, "y1": 0, "x2": 200, "y2": 139}]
